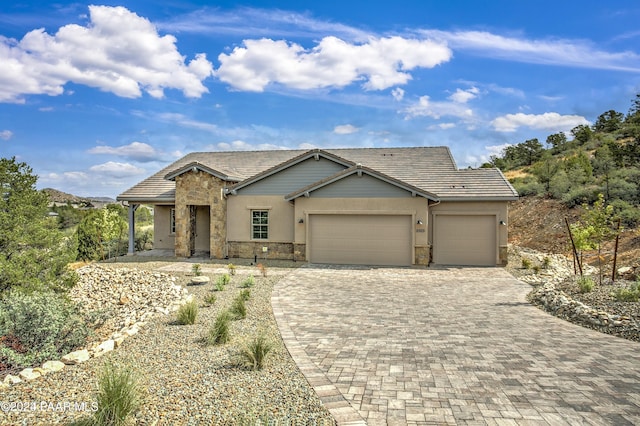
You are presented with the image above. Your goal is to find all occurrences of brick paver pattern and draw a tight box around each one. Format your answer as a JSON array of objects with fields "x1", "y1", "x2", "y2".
[{"x1": 272, "y1": 266, "x2": 640, "y2": 425}]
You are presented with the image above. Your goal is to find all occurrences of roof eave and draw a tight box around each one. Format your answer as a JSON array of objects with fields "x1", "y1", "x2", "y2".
[
  {"x1": 436, "y1": 196, "x2": 520, "y2": 202},
  {"x1": 164, "y1": 162, "x2": 239, "y2": 182}
]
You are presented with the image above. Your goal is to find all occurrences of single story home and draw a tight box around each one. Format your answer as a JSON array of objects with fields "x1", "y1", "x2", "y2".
[{"x1": 117, "y1": 147, "x2": 518, "y2": 266}]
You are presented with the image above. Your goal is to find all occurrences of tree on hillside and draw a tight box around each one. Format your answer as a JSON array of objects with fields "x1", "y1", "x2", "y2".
[
  {"x1": 594, "y1": 110, "x2": 624, "y2": 133},
  {"x1": 0, "y1": 157, "x2": 77, "y2": 292},
  {"x1": 531, "y1": 152, "x2": 559, "y2": 195},
  {"x1": 546, "y1": 132, "x2": 568, "y2": 154},
  {"x1": 571, "y1": 124, "x2": 592, "y2": 146}
]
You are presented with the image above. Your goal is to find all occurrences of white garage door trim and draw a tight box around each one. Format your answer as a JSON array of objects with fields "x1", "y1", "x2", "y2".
[
  {"x1": 308, "y1": 214, "x2": 413, "y2": 266},
  {"x1": 433, "y1": 213, "x2": 497, "y2": 266}
]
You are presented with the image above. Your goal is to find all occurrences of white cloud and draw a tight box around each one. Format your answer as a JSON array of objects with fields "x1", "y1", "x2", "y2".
[
  {"x1": 421, "y1": 29, "x2": 640, "y2": 72},
  {"x1": 43, "y1": 171, "x2": 89, "y2": 182},
  {"x1": 212, "y1": 140, "x2": 289, "y2": 151},
  {"x1": 0, "y1": 130, "x2": 13, "y2": 140},
  {"x1": 448, "y1": 87, "x2": 479, "y2": 103},
  {"x1": 88, "y1": 141, "x2": 160, "y2": 162},
  {"x1": 155, "y1": 112, "x2": 218, "y2": 132},
  {"x1": 485, "y1": 143, "x2": 512, "y2": 157},
  {"x1": 490, "y1": 112, "x2": 589, "y2": 132},
  {"x1": 298, "y1": 142, "x2": 317, "y2": 149},
  {"x1": 89, "y1": 161, "x2": 145, "y2": 178},
  {"x1": 333, "y1": 124, "x2": 359, "y2": 134},
  {"x1": 216, "y1": 36, "x2": 452, "y2": 92},
  {"x1": 0, "y1": 5, "x2": 213, "y2": 103},
  {"x1": 391, "y1": 87, "x2": 405, "y2": 101},
  {"x1": 403, "y1": 95, "x2": 474, "y2": 119},
  {"x1": 428, "y1": 122, "x2": 456, "y2": 130}
]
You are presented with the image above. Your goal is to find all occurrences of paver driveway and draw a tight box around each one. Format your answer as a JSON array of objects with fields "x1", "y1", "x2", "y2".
[{"x1": 272, "y1": 265, "x2": 640, "y2": 425}]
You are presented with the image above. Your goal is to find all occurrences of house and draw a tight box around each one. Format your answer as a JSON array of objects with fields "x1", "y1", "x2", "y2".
[{"x1": 117, "y1": 147, "x2": 518, "y2": 266}]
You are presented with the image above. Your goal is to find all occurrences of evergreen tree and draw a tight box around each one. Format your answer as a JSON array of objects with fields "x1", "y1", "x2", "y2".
[{"x1": 0, "y1": 157, "x2": 77, "y2": 292}]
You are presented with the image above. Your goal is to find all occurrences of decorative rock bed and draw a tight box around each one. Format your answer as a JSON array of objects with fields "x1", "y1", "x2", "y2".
[{"x1": 2, "y1": 264, "x2": 191, "y2": 388}]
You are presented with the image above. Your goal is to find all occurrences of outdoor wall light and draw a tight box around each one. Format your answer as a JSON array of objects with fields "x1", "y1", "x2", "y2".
[
  {"x1": 298, "y1": 218, "x2": 304, "y2": 224},
  {"x1": 499, "y1": 220, "x2": 506, "y2": 226},
  {"x1": 417, "y1": 219, "x2": 423, "y2": 225}
]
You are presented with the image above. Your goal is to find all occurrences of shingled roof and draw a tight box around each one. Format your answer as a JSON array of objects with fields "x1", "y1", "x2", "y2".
[{"x1": 116, "y1": 146, "x2": 518, "y2": 202}]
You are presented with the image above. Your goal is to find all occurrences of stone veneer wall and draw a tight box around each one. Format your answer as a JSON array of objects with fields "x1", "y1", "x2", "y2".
[
  {"x1": 415, "y1": 246, "x2": 429, "y2": 266},
  {"x1": 227, "y1": 241, "x2": 299, "y2": 261},
  {"x1": 174, "y1": 171, "x2": 226, "y2": 258}
]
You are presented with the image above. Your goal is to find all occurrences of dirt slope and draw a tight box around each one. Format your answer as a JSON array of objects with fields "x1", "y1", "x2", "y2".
[{"x1": 508, "y1": 196, "x2": 639, "y2": 270}]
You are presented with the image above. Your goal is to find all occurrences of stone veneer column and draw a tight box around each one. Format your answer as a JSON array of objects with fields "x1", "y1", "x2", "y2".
[{"x1": 174, "y1": 171, "x2": 227, "y2": 258}]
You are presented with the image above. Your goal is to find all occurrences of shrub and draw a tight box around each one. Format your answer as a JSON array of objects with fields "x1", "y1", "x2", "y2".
[
  {"x1": 239, "y1": 335, "x2": 273, "y2": 371},
  {"x1": 203, "y1": 294, "x2": 217, "y2": 306},
  {"x1": 532, "y1": 265, "x2": 541, "y2": 274},
  {"x1": 240, "y1": 275, "x2": 255, "y2": 288},
  {"x1": 176, "y1": 300, "x2": 198, "y2": 325},
  {"x1": 207, "y1": 311, "x2": 232, "y2": 345},
  {"x1": 0, "y1": 290, "x2": 89, "y2": 370},
  {"x1": 612, "y1": 282, "x2": 640, "y2": 302},
  {"x1": 230, "y1": 295, "x2": 247, "y2": 320},
  {"x1": 239, "y1": 289, "x2": 251, "y2": 301},
  {"x1": 542, "y1": 257, "x2": 551, "y2": 269},
  {"x1": 228, "y1": 263, "x2": 237, "y2": 276},
  {"x1": 257, "y1": 263, "x2": 267, "y2": 277},
  {"x1": 214, "y1": 274, "x2": 230, "y2": 291},
  {"x1": 577, "y1": 276, "x2": 595, "y2": 293},
  {"x1": 192, "y1": 264, "x2": 202, "y2": 276},
  {"x1": 93, "y1": 362, "x2": 143, "y2": 426},
  {"x1": 521, "y1": 258, "x2": 531, "y2": 269}
]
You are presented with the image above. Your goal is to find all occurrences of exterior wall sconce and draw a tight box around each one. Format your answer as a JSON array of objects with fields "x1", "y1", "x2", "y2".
[
  {"x1": 499, "y1": 220, "x2": 506, "y2": 226},
  {"x1": 298, "y1": 218, "x2": 304, "y2": 224},
  {"x1": 417, "y1": 219, "x2": 423, "y2": 225}
]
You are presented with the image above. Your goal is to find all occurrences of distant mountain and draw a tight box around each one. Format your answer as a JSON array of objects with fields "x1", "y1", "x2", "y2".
[{"x1": 43, "y1": 188, "x2": 116, "y2": 206}]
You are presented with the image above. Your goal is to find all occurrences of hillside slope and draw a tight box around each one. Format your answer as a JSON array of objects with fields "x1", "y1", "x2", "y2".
[{"x1": 509, "y1": 196, "x2": 639, "y2": 270}]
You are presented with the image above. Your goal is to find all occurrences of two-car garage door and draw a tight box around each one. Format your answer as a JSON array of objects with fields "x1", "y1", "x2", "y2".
[
  {"x1": 433, "y1": 215, "x2": 496, "y2": 266},
  {"x1": 309, "y1": 214, "x2": 412, "y2": 266}
]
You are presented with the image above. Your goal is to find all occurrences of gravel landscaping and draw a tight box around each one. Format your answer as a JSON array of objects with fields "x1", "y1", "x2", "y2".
[{"x1": 1, "y1": 259, "x2": 335, "y2": 425}]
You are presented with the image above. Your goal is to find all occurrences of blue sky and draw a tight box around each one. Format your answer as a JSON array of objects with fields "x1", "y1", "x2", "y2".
[{"x1": 1, "y1": 1, "x2": 639, "y2": 198}]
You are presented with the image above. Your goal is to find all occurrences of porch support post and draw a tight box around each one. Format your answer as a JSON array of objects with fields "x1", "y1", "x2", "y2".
[{"x1": 127, "y1": 204, "x2": 140, "y2": 255}]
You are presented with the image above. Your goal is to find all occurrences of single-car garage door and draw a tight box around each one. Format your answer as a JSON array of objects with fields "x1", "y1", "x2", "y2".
[
  {"x1": 433, "y1": 215, "x2": 496, "y2": 266},
  {"x1": 309, "y1": 214, "x2": 412, "y2": 266}
]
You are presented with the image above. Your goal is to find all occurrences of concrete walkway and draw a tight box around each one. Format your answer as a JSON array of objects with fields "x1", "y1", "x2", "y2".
[{"x1": 272, "y1": 265, "x2": 640, "y2": 425}]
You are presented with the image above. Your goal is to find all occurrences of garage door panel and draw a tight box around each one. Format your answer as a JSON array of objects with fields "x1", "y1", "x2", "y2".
[
  {"x1": 310, "y1": 215, "x2": 411, "y2": 266},
  {"x1": 434, "y1": 215, "x2": 496, "y2": 266}
]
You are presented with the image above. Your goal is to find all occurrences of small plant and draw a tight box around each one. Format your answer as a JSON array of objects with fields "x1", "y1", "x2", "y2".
[
  {"x1": 207, "y1": 311, "x2": 232, "y2": 345},
  {"x1": 176, "y1": 300, "x2": 198, "y2": 325},
  {"x1": 532, "y1": 265, "x2": 541, "y2": 275},
  {"x1": 230, "y1": 295, "x2": 247, "y2": 320},
  {"x1": 192, "y1": 263, "x2": 202, "y2": 276},
  {"x1": 94, "y1": 362, "x2": 143, "y2": 426},
  {"x1": 521, "y1": 258, "x2": 531, "y2": 270},
  {"x1": 612, "y1": 282, "x2": 640, "y2": 302},
  {"x1": 214, "y1": 274, "x2": 230, "y2": 291},
  {"x1": 239, "y1": 335, "x2": 273, "y2": 370},
  {"x1": 577, "y1": 276, "x2": 595, "y2": 293},
  {"x1": 240, "y1": 274, "x2": 255, "y2": 288},
  {"x1": 228, "y1": 263, "x2": 237, "y2": 276},
  {"x1": 203, "y1": 294, "x2": 217, "y2": 306},
  {"x1": 542, "y1": 256, "x2": 551, "y2": 269},
  {"x1": 257, "y1": 263, "x2": 267, "y2": 277},
  {"x1": 239, "y1": 289, "x2": 251, "y2": 301}
]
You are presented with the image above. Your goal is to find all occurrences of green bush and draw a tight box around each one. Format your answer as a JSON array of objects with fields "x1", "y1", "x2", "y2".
[
  {"x1": 0, "y1": 290, "x2": 89, "y2": 370},
  {"x1": 239, "y1": 289, "x2": 251, "y2": 301},
  {"x1": 612, "y1": 282, "x2": 640, "y2": 302},
  {"x1": 207, "y1": 311, "x2": 232, "y2": 345},
  {"x1": 228, "y1": 263, "x2": 237, "y2": 276},
  {"x1": 230, "y1": 295, "x2": 247, "y2": 320},
  {"x1": 521, "y1": 258, "x2": 531, "y2": 269},
  {"x1": 94, "y1": 362, "x2": 143, "y2": 426},
  {"x1": 240, "y1": 274, "x2": 255, "y2": 288},
  {"x1": 239, "y1": 335, "x2": 273, "y2": 371},
  {"x1": 577, "y1": 276, "x2": 595, "y2": 293},
  {"x1": 176, "y1": 300, "x2": 198, "y2": 325},
  {"x1": 214, "y1": 274, "x2": 230, "y2": 291},
  {"x1": 203, "y1": 294, "x2": 217, "y2": 306},
  {"x1": 192, "y1": 264, "x2": 202, "y2": 276},
  {"x1": 561, "y1": 186, "x2": 600, "y2": 207},
  {"x1": 542, "y1": 257, "x2": 551, "y2": 269}
]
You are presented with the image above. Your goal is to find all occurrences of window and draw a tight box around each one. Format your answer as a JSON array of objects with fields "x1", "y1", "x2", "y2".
[
  {"x1": 251, "y1": 210, "x2": 268, "y2": 239},
  {"x1": 170, "y1": 208, "x2": 176, "y2": 234}
]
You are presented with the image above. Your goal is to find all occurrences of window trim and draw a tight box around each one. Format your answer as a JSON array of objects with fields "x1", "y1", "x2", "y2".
[
  {"x1": 169, "y1": 207, "x2": 176, "y2": 235},
  {"x1": 251, "y1": 210, "x2": 269, "y2": 240}
]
